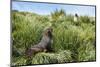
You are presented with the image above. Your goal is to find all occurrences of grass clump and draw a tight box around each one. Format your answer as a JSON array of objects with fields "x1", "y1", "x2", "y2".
[{"x1": 11, "y1": 9, "x2": 96, "y2": 66}]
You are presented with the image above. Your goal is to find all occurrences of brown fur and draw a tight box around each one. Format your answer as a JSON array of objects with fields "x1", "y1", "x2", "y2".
[{"x1": 25, "y1": 27, "x2": 53, "y2": 57}]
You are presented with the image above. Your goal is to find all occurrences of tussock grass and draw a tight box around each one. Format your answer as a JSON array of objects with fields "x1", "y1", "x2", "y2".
[{"x1": 12, "y1": 10, "x2": 96, "y2": 66}]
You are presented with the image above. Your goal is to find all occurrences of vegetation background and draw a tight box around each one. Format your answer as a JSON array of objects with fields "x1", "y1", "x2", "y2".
[{"x1": 11, "y1": 9, "x2": 96, "y2": 66}]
